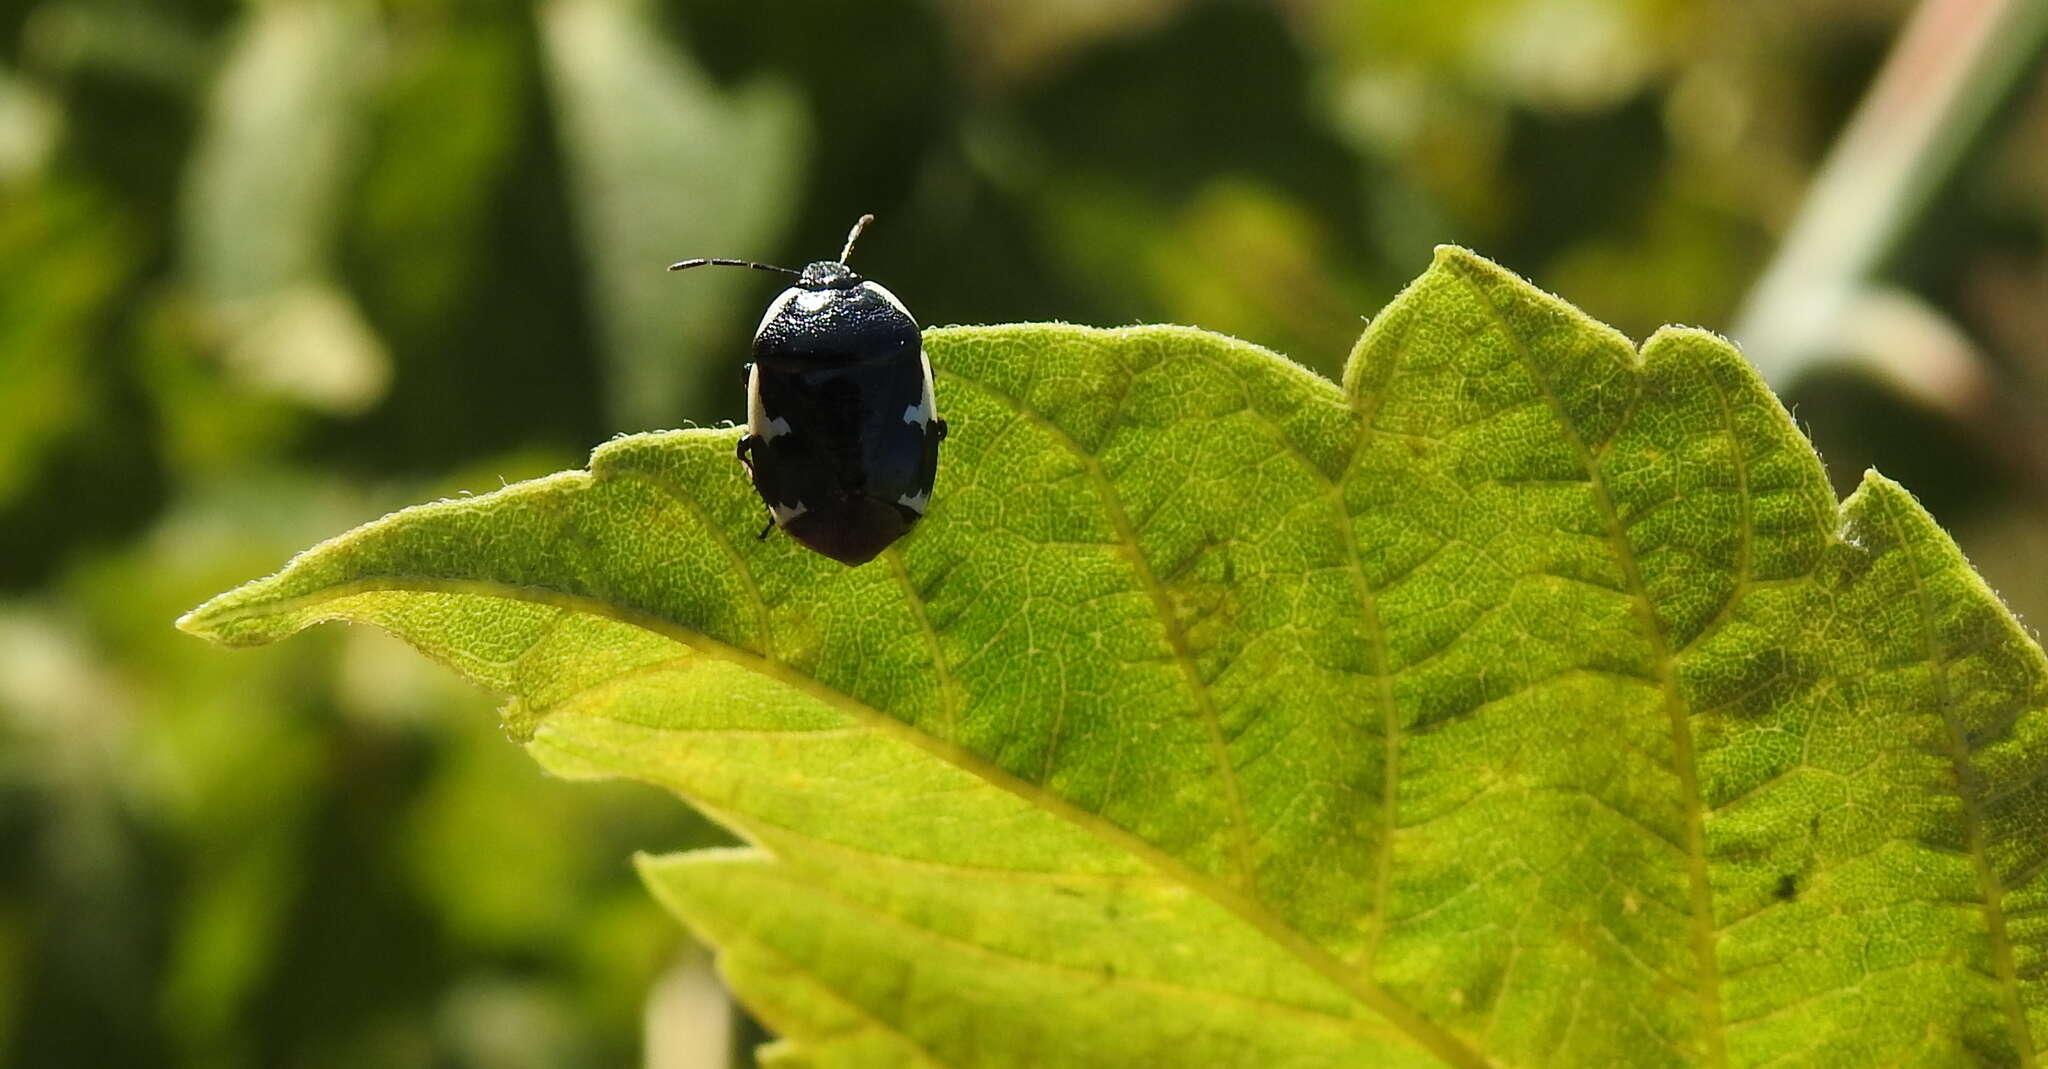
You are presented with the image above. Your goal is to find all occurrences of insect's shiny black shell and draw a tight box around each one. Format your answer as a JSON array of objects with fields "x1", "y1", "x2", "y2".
[{"x1": 739, "y1": 261, "x2": 942, "y2": 566}]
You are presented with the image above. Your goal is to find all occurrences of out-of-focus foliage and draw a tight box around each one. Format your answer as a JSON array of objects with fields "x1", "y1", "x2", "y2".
[{"x1": 1, "y1": 0, "x2": 2043, "y2": 1064}]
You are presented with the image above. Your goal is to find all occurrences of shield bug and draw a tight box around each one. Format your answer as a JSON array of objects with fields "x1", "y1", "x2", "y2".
[{"x1": 669, "y1": 215, "x2": 945, "y2": 566}]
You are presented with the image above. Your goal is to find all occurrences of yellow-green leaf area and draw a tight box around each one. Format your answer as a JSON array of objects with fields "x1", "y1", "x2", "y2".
[{"x1": 181, "y1": 247, "x2": 2048, "y2": 1068}]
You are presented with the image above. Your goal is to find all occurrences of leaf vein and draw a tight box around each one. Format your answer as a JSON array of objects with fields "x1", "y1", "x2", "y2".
[
  {"x1": 1883, "y1": 504, "x2": 2038, "y2": 1065},
  {"x1": 765, "y1": 864, "x2": 1393, "y2": 1036},
  {"x1": 247, "y1": 574, "x2": 1492, "y2": 1069},
  {"x1": 610, "y1": 464, "x2": 775, "y2": 657},
  {"x1": 882, "y1": 547, "x2": 965, "y2": 743},
  {"x1": 1450, "y1": 258, "x2": 1728, "y2": 1067},
  {"x1": 936, "y1": 369, "x2": 1261, "y2": 891}
]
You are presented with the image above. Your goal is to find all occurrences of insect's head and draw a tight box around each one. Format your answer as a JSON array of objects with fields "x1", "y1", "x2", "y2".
[
  {"x1": 796, "y1": 260, "x2": 862, "y2": 290},
  {"x1": 666, "y1": 213, "x2": 878, "y2": 288}
]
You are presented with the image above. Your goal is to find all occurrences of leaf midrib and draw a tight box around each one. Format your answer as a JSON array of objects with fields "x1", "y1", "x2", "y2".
[
  {"x1": 195, "y1": 573, "x2": 1490, "y2": 1068},
  {"x1": 1136, "y1": 326, "x2": 1413, "y2": 975},
  {"x1": 1449, "y1": 261, "x2": 1728, "y2": 1067}
]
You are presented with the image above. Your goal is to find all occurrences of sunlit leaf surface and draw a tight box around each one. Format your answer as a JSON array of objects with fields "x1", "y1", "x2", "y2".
[{"x1": 183, "y1": 249, "x2": 2048, "y2": 1067}]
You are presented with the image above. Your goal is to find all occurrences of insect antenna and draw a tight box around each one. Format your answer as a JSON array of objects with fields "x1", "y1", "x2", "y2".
[
  {"x1": 838, "y1": 213, "x2": 876, "y2": 264},
  {"x1": 667, "y1": 257, "x2": 801, "y2": 276}
]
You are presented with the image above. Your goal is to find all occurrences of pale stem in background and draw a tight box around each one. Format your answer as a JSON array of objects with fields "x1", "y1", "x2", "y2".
[
  {"x1": 644, "y1": 953, "x2": 733, "y2": 1069},
  {"x1": 1731, "y1": 0, "x2": 2048, "y2": 388}
]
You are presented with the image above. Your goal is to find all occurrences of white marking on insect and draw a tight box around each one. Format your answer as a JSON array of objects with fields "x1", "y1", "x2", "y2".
[
  {"x1": 754, "y1": 288, "x2": 798, "y2": 339},
  {"x1": 901, "y1": 351, "x2": 937, "y2": 426},
  {"x1": 747, "y1": 365, "x2": 793, "y2": 440},
  {"x1": 795, "y1": 289, "x2": 832, "y2": 313},
  {"x1": 768, "y1": 500, "x2": 808, "y2": 525},
  {"x1": 898, "y1": 490, "x2": 930, "y2": 514}
]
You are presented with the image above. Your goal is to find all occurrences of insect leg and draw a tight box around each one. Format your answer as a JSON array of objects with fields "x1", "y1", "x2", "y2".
[{"x1": 756, "y1": 517, "x2": 775, "y2": 541}]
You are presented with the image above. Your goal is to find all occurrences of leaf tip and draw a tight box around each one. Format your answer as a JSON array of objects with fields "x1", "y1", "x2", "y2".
[
  {"x1": 174, "y1": 597, "x2": 230, "y2": 643},
  {"x1": 174, "y1": 579, "x2": 284, "y2": 647},
  {"x1": 1640, "y1": 324, "x2": 1756, "y2": 377},
  {"x1": 634, "y1": 847, "x2": 762, "y2": 915},
  {"x1": 1847, "y1": 467, "x2": 1913, "y2": 509},
  {"x1": 630, "y1": 849, "x2": 669, "y2": 882},
  {"x1": 1428, "y1": 243, "x2": 1491, "y2": 276},
  {"x1": 1641, "y1": 323, "x2": 1730, "y2": 350},
  {"x1": 1841, "y1": 468, "x2": 1946, "y2": 546}
]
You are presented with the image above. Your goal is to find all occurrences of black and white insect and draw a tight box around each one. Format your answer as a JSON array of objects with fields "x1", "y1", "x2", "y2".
[{"x1": 669, "y1": 215, "x2": 945, "y2": 566}]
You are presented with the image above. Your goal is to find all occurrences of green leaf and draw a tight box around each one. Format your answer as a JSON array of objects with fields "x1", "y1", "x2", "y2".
[{"x1": 180, "y1": 248, "x2": 2048, "y2": 1067}]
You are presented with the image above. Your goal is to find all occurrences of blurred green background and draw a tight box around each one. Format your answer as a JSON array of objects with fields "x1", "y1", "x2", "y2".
[{"x1": 2, "y1": 0, "x2": 2044, "y2": 1065}]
